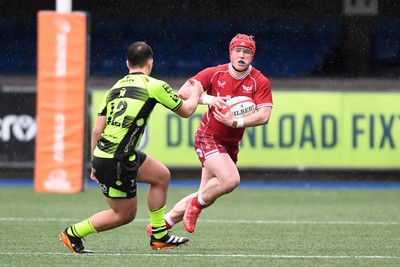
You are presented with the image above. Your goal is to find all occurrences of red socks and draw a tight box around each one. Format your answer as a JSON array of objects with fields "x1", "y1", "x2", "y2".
[
  {"x1": 165, "y1": 219, "x2": 172, "y2": 230},
  {"x1": 192, "y1": 195, "x2": 205, "y2": 209}
]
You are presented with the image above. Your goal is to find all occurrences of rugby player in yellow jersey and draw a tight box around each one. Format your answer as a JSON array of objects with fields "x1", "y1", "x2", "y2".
[{"x1": 59, "y1": 41, "x2": 203, "y2": 253}]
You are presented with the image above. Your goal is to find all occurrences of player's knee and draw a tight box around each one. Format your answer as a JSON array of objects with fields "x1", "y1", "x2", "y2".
[
  {"x1": 153, "y1": 166, "x2": 170, "y2": 186},
  {"x1": 125, "y1": 215, "x2": 135, "y2": 224},
  {"x1": 118, "y1": 211, "x2": 136, "y2": 225},
  {"x1": 160, "y1": 168, "x2": 171, "y2": 185},
  {"x1": 222, "y1": 177, "x2": 240, "y2": 194}
]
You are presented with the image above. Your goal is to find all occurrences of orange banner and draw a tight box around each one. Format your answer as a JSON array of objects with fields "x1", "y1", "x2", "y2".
[{"x1": 34, "y1": 11, "x2": 89, "y2": 193}]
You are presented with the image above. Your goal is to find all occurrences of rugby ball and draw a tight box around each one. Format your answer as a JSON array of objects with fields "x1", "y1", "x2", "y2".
[{"x1": 221, "y1": 96, "x2": 256, "y2": 119}]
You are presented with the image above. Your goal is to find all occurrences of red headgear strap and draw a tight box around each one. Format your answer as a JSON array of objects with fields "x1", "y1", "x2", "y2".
[{"x1": 229, "y1": 33, "x2": 256, "y2": 56}]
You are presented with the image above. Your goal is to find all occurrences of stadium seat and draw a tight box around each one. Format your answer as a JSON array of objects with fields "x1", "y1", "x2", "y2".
[
  {"x1": 231, "y1": 18, "x2": 272, "y2": 36},
  {"x1": 374, "y1": 36, "x2": 400, "y2": 63},
  {"x1": 308, "y1": 19, "x2": 343, "y2": 37},
  {"x1": 373, "y1": 19, "x2": 400, "y2": 63},
  {"x1": 164, "y1": 18, "x2": 199, "y2": 34},
  {"x1": 199, "y1": 18, "x2": 234, "y2": 37},
  {"x1": 126, "y1": 18, "x2": 163, "y2": 40},
  {"x1": 373, "y1": 18, "x2": 400, "y2": 38},
  {"x1": 271, "y1": 19, "x2": 307, "y2": 37},
  {"x1": 92, "y1": 18, "x2": 126, "y2": 34}
]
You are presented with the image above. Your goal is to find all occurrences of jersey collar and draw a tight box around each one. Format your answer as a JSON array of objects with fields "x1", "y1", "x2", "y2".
[
  {"x1": 128, "y1": 72, "x2": 145, "y2": 75},
  {"x1": 228, "y1": 63, "x2": 252, "y2": 80}
]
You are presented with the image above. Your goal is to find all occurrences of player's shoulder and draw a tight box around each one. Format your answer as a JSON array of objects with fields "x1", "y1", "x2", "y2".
[
  {"x1": 214, "y1": 63, "x2": 229, "y2": 73},
  {"x1": 249, "y1": 66, "x2": 265, "y2": 77},
  {"x1": 250, "y1": 67, "x2": 271, "y2": 83},
  {"x1": 201, "y1": 63, "x2": 229, "y2": 74},
  {"x1": 141, "y1": 74, "x2": 160, "y2": 84},
  {"x1": 215, "y1": 63, "x2": 229, "y2": 70},
  {"x1": 201, "y1": 64, "x2": 229, "y2": 82},
  {"x1": 143, "y1": 75, "x2": 171, "y2": 88},
  {"x1": 144, "y1": 76, "x2": 175, "y2": 96}
]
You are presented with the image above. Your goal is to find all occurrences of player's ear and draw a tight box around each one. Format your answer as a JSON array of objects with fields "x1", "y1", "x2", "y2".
[
  {"x1": 126, "y1": 59, "x2": 130, "y2": 69},
  {"x1": 147, "y1": 58, "x2": 154, "y2": 75}
]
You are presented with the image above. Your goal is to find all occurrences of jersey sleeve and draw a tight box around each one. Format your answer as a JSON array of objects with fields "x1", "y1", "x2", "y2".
[
  {"x1": 254, "y1": 76, "x2": 273, "y2": 109},
  {"x1": 192, "y1": 66, "x2": 216, "y2": 93},
  {"x1": 97, "y1": 90, "x2": 110, "y2": 116},
  {"x1": 150, "y1": 80, "x2": 183, "y2": 111}
]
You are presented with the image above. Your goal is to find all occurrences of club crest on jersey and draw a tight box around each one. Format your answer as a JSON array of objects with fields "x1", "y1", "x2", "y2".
[
  {"x1": 242, "y1": 85, "x2": 253, "y2": 92},
  {"x1": 119, "y1": 88, "x2": 126, "y2": 97},
  {"x1": 217, "y1": 80, "x2": 226, "y2": 88}
]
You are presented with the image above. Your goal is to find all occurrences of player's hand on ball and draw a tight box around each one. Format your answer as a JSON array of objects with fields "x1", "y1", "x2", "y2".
[
  {"x1": 213, "y1": 107, "x2": 234, "y2": 127},
  {"x1": 211, "y1": 96, "x2": 230, "y2": 110}
]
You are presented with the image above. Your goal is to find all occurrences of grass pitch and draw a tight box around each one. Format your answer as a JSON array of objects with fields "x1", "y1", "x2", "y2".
[{"x1": 0, "y1": 184, "x2": 399, "y2": 267}]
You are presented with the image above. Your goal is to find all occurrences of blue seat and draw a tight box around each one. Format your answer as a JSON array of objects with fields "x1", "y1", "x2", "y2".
[
  {"x1": 126, "y1": 18, "x2": 163, "y2": 38},
  {"x1": 372, "y1": 19, "x2": 400, "y2": 63},
  {"x1": 373, "y1": 18, "x2": 400, "y2": 37},
  {"x1": 265, "y1": 35, "x2": 295, "y2": 53},
  {"x1": 232, "y1": 18, "x2": 272, "y2": 36},
  {"x1": 0, "y1": 53, "x2": 12, "y2": 73},
  {"x1": 276, "y1": 53, "x2": 301, "y2": 77},
  {"x1": 374, "y1": 36, "x2": 400, "y2": 62},
  {"x1": 199, "y1": 19, "x2": 234, "y2": 36},
  {"x1": 164, "y1": 18, "x2": 199, "y2": 33},
  {"x1": 271, "y1": 19, "x2": 307, "y2": 37},
  {"x1": 308, "y1": 19, "x2": 343, "y2": 37},
  {"x1": 92, "y1": 19, "x2": 126, "y2": 34},
  {"x1": 0, "y1": 19, "x2": 18, "y2": 32}
]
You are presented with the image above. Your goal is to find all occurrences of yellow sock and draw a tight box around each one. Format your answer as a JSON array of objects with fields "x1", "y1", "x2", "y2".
[
  {"x1": 67, "y1": 218, "x2": 98, "y2": 238},
  {"x1": 149, "y1": 205, "x2": 167, "y2": 239}
]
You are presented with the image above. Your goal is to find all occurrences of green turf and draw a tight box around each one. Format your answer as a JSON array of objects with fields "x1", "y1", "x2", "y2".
[{"x1": 0, "y1": 185, "x2": 399, "y2": 267}]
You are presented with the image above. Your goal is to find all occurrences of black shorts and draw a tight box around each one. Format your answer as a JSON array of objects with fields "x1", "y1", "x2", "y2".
[{"x1": 91, "y1": 151, "x2": 147, "y2": 199}]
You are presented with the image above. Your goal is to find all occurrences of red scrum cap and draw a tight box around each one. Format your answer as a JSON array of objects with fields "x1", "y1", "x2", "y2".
[{"x1": 229, "y1": 33, "x2": 256, "y2": 56}]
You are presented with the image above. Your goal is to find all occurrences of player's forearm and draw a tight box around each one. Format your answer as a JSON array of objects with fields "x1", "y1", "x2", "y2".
[
  {"x1": 179, "y1": 93, "x2": 201, "y2": 118},
  {"x1": 240, "y1": 107, "x2": 271, "y2": 128},
  {"x1": 178, "y1": 85, "x2": 192, "y2": 100},
  {"x1": 91, "y1": 131, "x2": 101, "y2": 155}
]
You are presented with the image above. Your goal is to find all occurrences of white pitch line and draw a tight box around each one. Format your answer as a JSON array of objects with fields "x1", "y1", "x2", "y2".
[
  {"x1": 200, "y1": 219, "x2": 400, "y2": 225},
  {"x1": 0, "y1": 252, "x2": 398, "y2": 260},
  {"x1": 0, "y1": 217, "x2": 399, "y2": 225}
]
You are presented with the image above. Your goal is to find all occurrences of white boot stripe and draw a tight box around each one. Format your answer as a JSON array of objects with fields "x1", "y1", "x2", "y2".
[
  {"x1": 166, "y1": 236, "x2": 174, "y2": 243},
  {"x1": 163, "y1": 234, "x2": 187, "y2": 244}
]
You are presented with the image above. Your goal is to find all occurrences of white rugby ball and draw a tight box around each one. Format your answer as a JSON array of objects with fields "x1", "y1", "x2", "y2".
[{"x1": 221, "y1": 96, "x2": 256, "y2": 119}]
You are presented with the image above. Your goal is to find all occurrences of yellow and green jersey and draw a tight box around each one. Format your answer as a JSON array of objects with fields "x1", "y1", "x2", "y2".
[{"x1": 93, "y1": 72, "x2": 183, "y2": 160}]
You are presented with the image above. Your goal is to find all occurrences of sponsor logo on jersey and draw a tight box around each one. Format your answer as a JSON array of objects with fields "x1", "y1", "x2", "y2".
[
  {"x1": 217, "y1": 80, "x2": 226, "y2": 88},
  {"x1": 242, "y1": 85, "x2": 253, "y2": 92}
]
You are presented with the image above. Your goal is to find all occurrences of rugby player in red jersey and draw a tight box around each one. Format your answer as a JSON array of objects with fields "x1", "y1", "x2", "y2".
[{"x1": 147, "y1": 33, "x2": 273, "y2": 235}]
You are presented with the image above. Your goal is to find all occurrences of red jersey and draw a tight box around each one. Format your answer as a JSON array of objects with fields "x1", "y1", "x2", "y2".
[{"x1": 190, "y1": 63, "x2": 273, "y2": 145}]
